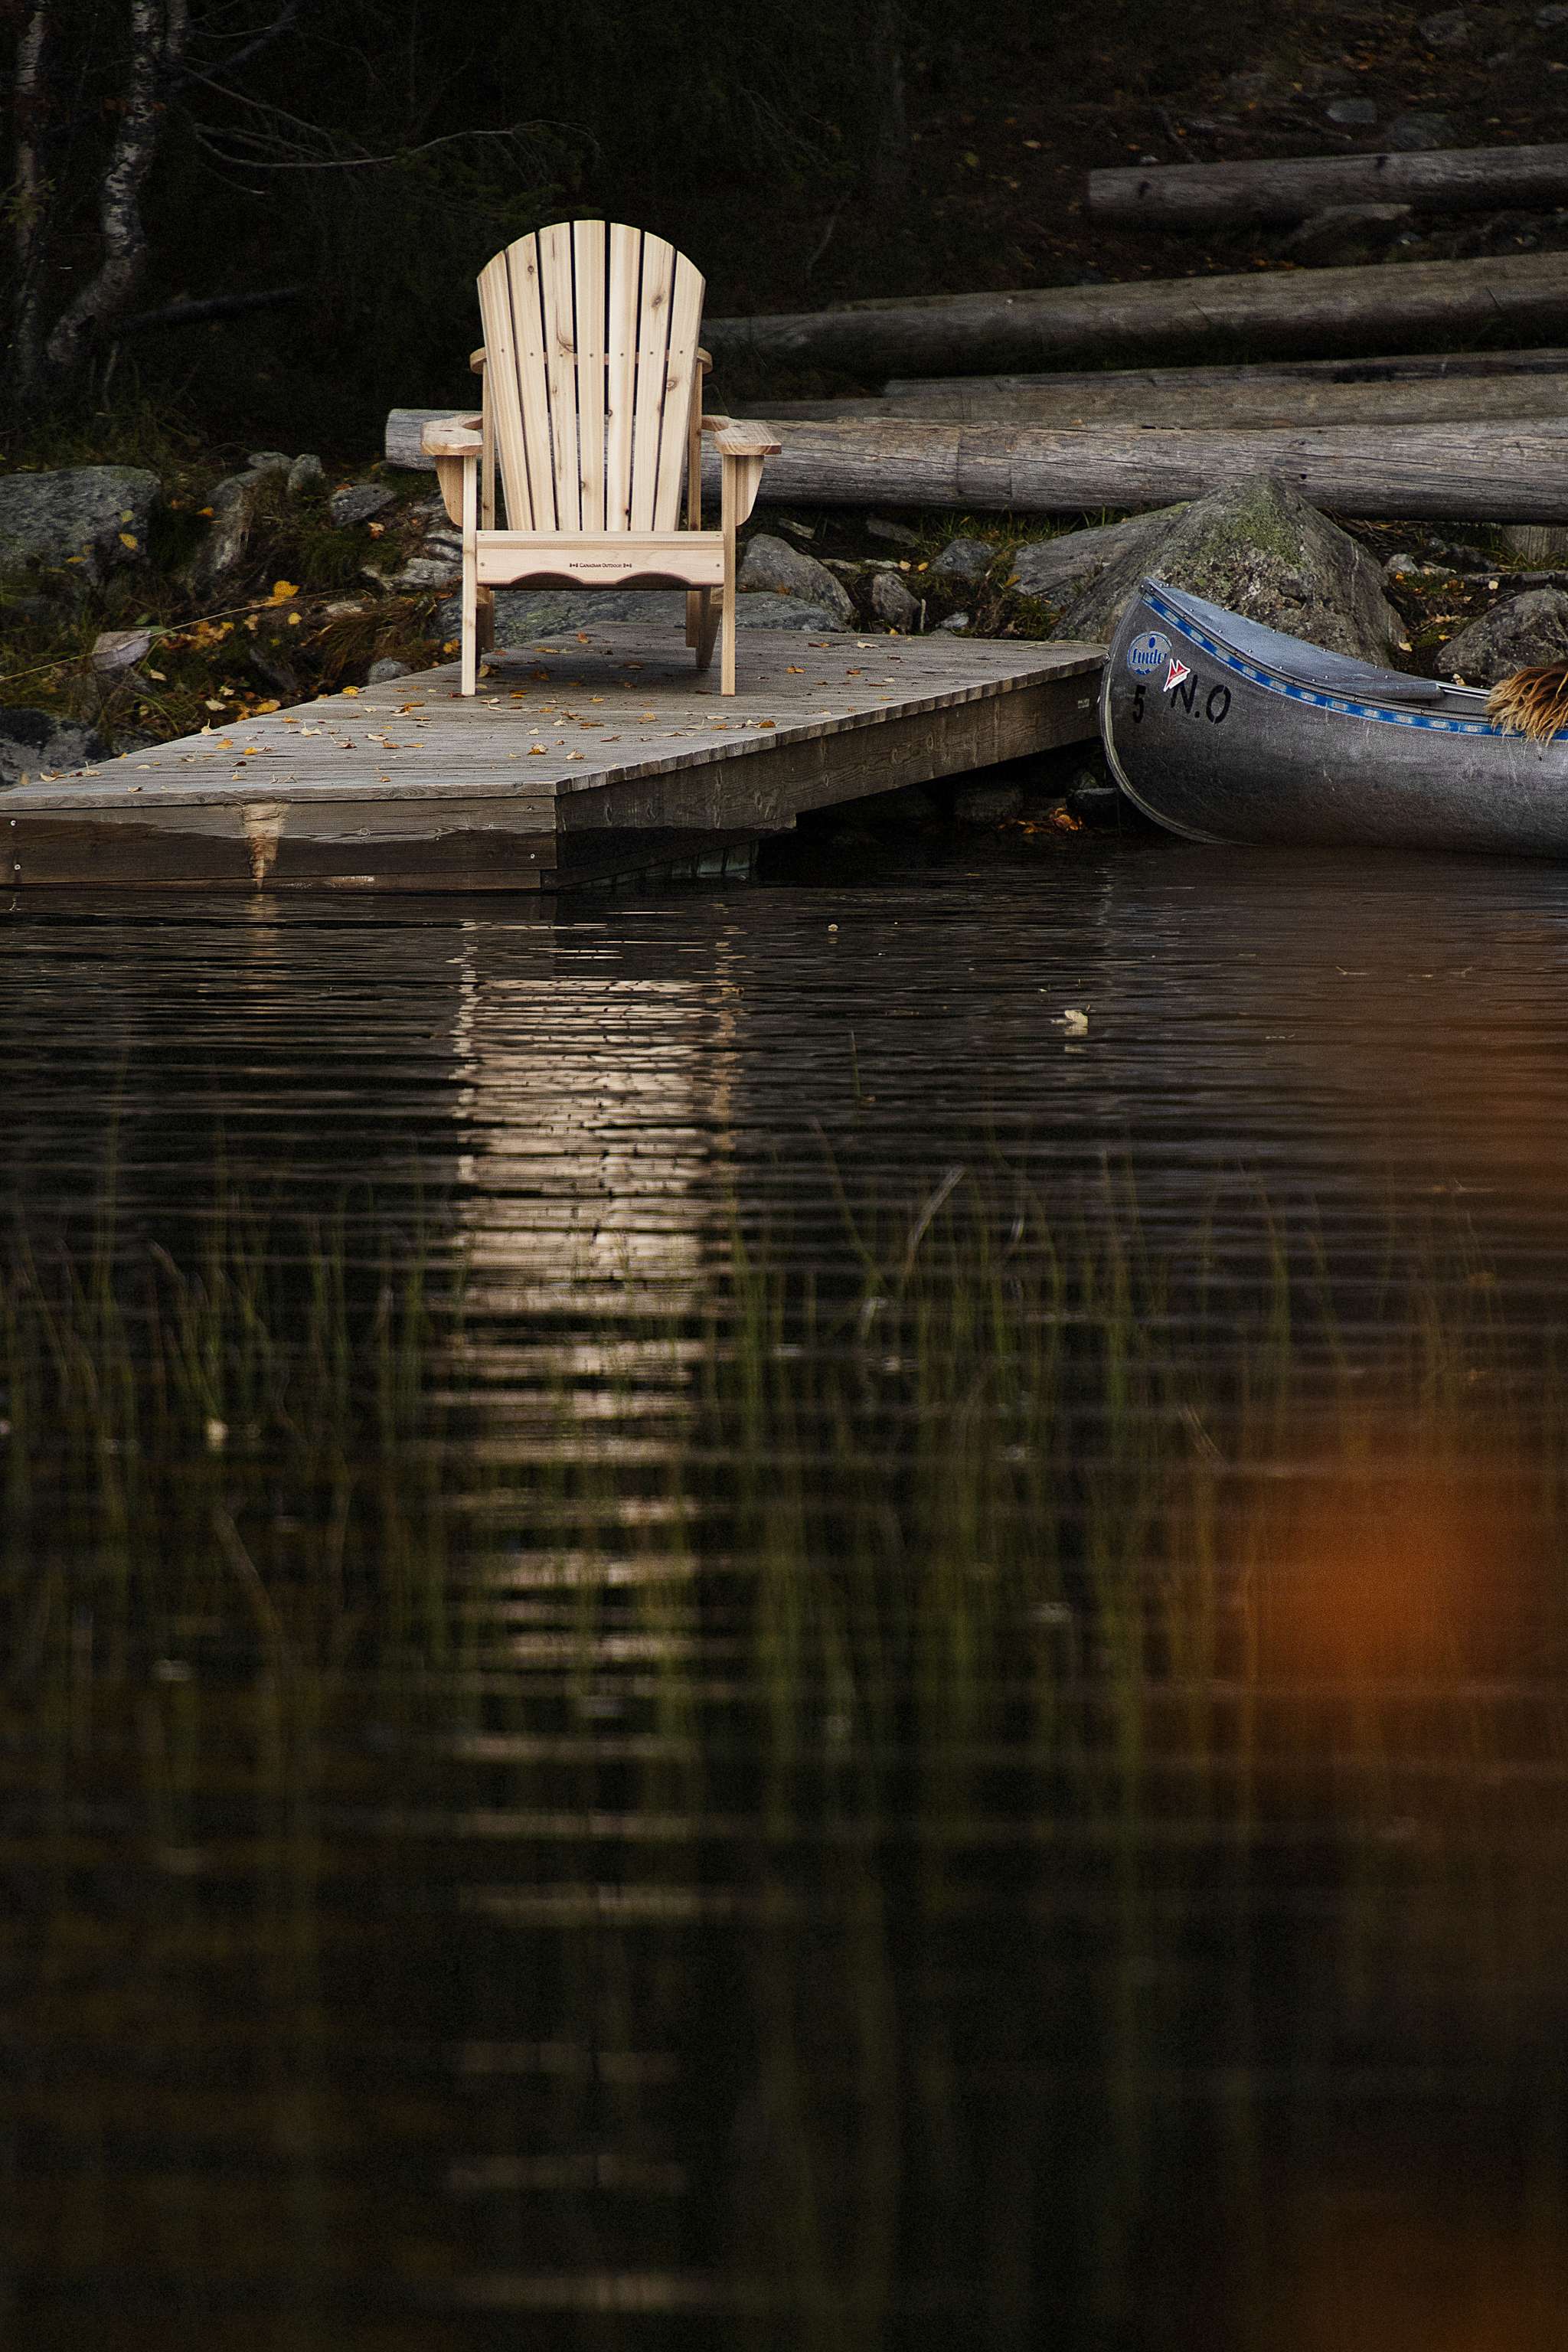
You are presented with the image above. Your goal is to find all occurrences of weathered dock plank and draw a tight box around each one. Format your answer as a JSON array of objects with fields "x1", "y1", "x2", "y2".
[{"x1": 5, "y1": 624, "x2": 1103, "y2": 891}]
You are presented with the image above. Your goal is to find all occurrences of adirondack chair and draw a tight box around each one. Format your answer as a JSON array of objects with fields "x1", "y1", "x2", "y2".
[{"x1": 421, "y1": 221, "x2": 780, "y2": 697}]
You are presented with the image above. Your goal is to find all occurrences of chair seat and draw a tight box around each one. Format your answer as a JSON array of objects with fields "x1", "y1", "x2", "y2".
[{"x1": 475, "y1": 531, "x2": 724, "y2": 590}]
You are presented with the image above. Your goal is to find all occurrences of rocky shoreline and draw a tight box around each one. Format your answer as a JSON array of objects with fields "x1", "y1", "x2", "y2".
[{"x1": 5, "y1": 446, "x2": 1564, "y2": 818}]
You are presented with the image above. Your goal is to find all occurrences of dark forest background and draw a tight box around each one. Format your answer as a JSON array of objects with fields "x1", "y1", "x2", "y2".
[
  {"x1": 2, "y1": 0, "x2": 1288, "y2": 453},
  {"x1": 6, "y1": 2, "x2": 1563, "y2": 459}
]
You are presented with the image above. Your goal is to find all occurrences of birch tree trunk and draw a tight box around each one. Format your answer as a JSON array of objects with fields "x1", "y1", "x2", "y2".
[
  {"x1": 10, "y1": 1, "x2": 51, "y2": 401},
  {"x1": 41, "y1": 0, "x2": 188, "y2": 380}
]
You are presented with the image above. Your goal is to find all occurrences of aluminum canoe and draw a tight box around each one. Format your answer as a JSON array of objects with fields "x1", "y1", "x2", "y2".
[{"x1": 1100, "y1": 578, "x2": 1568, "y2": 856}]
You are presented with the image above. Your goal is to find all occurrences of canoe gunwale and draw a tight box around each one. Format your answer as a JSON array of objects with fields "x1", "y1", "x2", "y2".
[{"x1": 1135, "y1": 580, "x2": 1501, "y2": 733}]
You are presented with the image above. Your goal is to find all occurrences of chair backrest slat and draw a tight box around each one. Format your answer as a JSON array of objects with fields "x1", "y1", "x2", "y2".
[
  {"x1": 538, "y1": 228, "x2": 580, "y2": 531},
  {"x1": 655, "y1": 254, "x2": 707, "y2": 531},
  {"x1": 508, "y1": 236, "x2": 557, "y2": 531},
  {"x1": 477, "y1": 248, "x2": 533, "y2": 529},
  {"x1": 573, "y1": 220, "x2": 608, "y2": 531},
  {"x1": 629, "y1": 237, "x2": 676, "y2": 534},
  {"x1": 603, "y1": 224, "x2": 642, "y2": 531},
  {"x1": 479, "y1": 221, "x2": 704, "y2": 540}
]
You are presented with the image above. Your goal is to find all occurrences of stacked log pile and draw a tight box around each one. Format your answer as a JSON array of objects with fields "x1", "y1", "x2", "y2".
[
  {"x1": 701, "y1": 250, "x2": 1568, "y2": 380},
  {"x1": 391, "y1": 142, "x2": 1568, "y2": 527}
]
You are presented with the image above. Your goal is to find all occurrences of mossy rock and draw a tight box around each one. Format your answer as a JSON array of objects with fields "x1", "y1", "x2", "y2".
[
  {"x1": 0, "y1": 466, "x2": 158, "y2": 591},
  {"x1": 1049, "y1": 473, "x2": 1403, "y2": 665}
]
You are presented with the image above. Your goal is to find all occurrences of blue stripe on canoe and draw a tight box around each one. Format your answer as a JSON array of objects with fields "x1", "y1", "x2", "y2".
[{"x1": 1144, "y1": 586, "x2": 1564, "y2": 740}]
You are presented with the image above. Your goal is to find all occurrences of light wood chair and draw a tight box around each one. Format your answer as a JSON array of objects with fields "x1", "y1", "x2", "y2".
[{"x1": 421, "y1": 220, "x2": 779, "y2": 697}]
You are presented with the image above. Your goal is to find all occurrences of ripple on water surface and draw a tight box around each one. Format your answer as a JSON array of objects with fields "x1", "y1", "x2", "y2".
[{"x1": 6, "y1": 843, "x2": 1568, "y2": 2348}]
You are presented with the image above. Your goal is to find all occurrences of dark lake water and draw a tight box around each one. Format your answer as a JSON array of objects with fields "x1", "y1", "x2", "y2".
[{"x1": 7, "y1": 838, "x2": 1568, "y2": 2350}]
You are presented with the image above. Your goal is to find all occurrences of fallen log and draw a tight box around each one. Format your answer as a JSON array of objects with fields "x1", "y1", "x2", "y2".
[
  {"x1": 752, "y1": 357, "x2": 1568, "y2": 430},
  {"x1": 882, "y1": 345, "x2": 1568, "y2": 398},
  {"x1": 386, "y1": 410, "x2": 1568, "y2": 523},
  {"x1": 701, "y1": 251, "x2": 1568, "y2": 377},
  {"x1": 1089, "y1": 142, "x2": 1568, "y2": 228},
  {"x1": 388, "y1": 348, "x2": 1568, "y2": 464},
  {"x1": 119, "y1": 285, "x2": 307, "y2": 336}
]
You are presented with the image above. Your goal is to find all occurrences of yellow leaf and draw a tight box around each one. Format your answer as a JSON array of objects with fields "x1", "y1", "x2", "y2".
[
  {"x1": 253, "y1": 699, "x2": 280, "y2": 713},
  {"x1": 198, "y1": 505, "x2": 214, "y2": 518},
  {"x1": 287, "y1": 612, "x2": 301, "y2": 626},
  {"x1": 119, "y1": 531, "x2": 139, "y2": 550},
  {"x1": 269, "y1": 579, "x2": 299, "y2": 602},
  {"x1": 341, "y1": 684, "x2": 361, "y2": 696}
]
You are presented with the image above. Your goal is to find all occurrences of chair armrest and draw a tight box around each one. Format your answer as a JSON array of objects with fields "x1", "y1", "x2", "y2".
[
  {"x1": 697, "y1": 347, "x2": 713, "y2": 374},
  {"x1": 707, "y1": 419, "x2": 782, "y2": 458},
  {"x1": 469, "y1": 348, "x2": 486, "y2": 374},
  {"x1": 421, "y1": 414, "x2": 483, "y2": 458}
]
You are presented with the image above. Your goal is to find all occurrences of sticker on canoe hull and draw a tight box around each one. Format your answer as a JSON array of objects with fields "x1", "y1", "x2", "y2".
[
  {"x1": 1126, "y1": 631, "x2": 1171, "y2": 677},
  {"x1": 1163, "y1": 658, "x2": 1191, "y2": 694}
]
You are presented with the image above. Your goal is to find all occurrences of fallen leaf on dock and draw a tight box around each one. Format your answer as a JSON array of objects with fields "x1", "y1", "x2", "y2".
[{"x1": 1054, "y1": 1008, "x2": 1090, "y2": 1034}]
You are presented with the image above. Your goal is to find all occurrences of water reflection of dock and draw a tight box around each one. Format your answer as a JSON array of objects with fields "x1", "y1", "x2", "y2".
[
  {"x1": 450, "y1": 923, "x2": 739, "y2": 1318},
  {"x1": 6, "y1": 626, "x2": 1102, "y2": 891}
]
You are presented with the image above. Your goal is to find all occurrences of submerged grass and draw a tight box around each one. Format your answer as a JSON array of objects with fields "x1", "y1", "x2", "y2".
[
  {"x1": 2, "y1": 1165, "x2": 1560, "y2": 1766},
  {"x1": 5, "y1": 1168, "x2": 1568, "y2": 2342}
]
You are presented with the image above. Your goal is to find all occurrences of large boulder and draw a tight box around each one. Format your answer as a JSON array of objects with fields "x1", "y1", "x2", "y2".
[
  {"x1": 185, "y1": 457, "x2": 290, "y2": 596},
  {"x1": 0, "y1": 466, "x2": 158, "y2": 589},
  {"x1": 1009, "y1": 507, "x2": 1187, "y2": 609},
  {"x1": 871, "y1": 570, "x2": 922, "y2": 631},
  {"x1": 0, "y1": 707, "x2": 106, "y2": 788},
  {"x1": 1047, "y1": 472, "x2": 1403, "y2": 664},
  {"x1": 186, "y1": 451, "x2": 322, "y2": 596},
  {"x1": 437, "y1": 586, "x2": 850, "y2": 645},
  {"x1": 737, "y1": 534, "x2": 855, "y2": 626},
  {"x1": 330, "y1": 482, "x2": 396, "y2": 529},
  {"x1": 1436, "y1": 587, "x2": 1568, "y2": 684}
]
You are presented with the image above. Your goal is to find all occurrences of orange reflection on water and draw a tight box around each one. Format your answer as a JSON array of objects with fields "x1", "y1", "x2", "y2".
[
  {"x1": 1263, "y1": 2198, "x2": 1568, "y2": 2352},
  {"x1": 1247, "y1": 1423, "x2": 1525, "y2": 1689}
]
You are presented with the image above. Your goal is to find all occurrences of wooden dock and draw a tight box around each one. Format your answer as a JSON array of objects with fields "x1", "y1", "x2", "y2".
[{"x1": 4, "y1": 625, "x2": 1103, "y2": 891}]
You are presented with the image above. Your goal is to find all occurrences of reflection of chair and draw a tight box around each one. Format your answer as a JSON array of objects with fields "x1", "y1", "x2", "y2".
[{"x1": 423, "y1": 220, "x2": 779, "y2": 699}]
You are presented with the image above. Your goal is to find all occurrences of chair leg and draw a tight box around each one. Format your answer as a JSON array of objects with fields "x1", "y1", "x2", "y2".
[
  {"x1": 693, "y1": 589, "x2": 718, "y2": 672},
  {"x1": 720, "y1": 462, "x2": 738, "y2": 696},
  {"x1": 459, "y1": 461, "x2": 479, "y2": 697}
]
